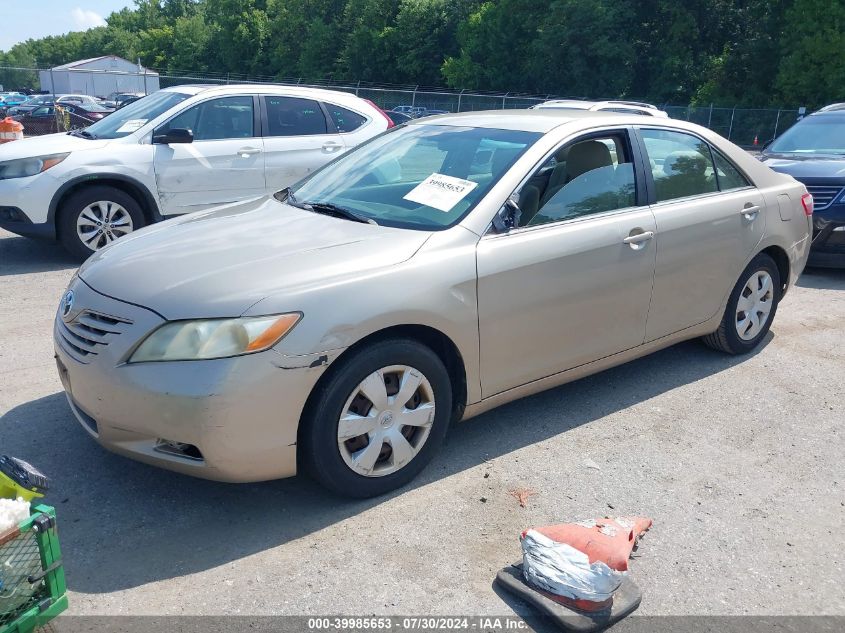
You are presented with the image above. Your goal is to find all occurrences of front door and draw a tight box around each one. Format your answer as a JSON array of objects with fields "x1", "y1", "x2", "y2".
[
  {"x1": 153, "y1": 95, "x2": 265, "y2": 216},
  {"x1": 637, "y1": 127, "x2": 766, "y2": 341},
  {"x1": 477, "y1": 130, "x2": 658, "y2": 397}
]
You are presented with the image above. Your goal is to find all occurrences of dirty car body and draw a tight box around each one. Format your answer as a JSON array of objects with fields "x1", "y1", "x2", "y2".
[{"x1": 54, "y1": 110, "x2": 812, "y2": 495}]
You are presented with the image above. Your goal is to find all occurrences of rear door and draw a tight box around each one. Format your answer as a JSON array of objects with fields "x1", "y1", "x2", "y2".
[
  {"x1": 637, "y1": 127, "x2": 765, "y2": 341},
  {"x1": 153, "y1": 95, "x2": 265, "y2": 216},
  {"x1": 260, "y1": 95, "x2": 345, "y2": 192}
]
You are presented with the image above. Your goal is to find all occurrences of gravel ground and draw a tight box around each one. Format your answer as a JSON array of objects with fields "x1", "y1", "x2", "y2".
[{"x1": 1, "y1": 229, "x2": 843, "y2": 624}]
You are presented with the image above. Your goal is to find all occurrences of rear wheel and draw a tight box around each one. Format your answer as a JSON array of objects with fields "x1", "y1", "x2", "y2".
[
  {"x1": 703, "y1": 253, "x2": 781, "y2": 354},
  {"x1": 300, "y1": 338, "x2": 452, "y2": 498},
  {"x1": 58, "y1": 185, "x2": 145, "y2": 260}
]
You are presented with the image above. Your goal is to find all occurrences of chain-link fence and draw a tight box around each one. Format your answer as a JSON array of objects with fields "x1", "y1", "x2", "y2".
[{"x1": 1, "y1": 64, "x2": 803, "y2": 147}]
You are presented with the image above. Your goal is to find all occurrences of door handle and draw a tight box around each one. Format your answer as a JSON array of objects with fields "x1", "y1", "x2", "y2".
[
  {"x1": 623, "y1": 230, "x2": 655, "y2": 245},
  {"x1": 237, "y1": 147, "x2": 261, "y2": 157},
  {"x1": 741, "y1": 204, "x2": 760, "y2": 221},
  {"x1": 322, "y1": 141, "x2": 343, "y2": 152}
]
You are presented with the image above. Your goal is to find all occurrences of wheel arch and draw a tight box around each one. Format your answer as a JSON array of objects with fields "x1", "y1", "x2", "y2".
[
  {"x1": 297, "y1": 324, "x2": 468, "y2": 448},
  {"x1": 49, "y1": 174, "x2": 162, "y2": 239},
  {"x1": 759, "y1": 244, "x2": 790, "y2": 296}
]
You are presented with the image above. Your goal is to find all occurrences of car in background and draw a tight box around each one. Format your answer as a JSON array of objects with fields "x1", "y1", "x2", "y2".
[
  {"x1": 390, "y1": 105, "x2": 428, "y2": 118},
  {"x1": 531, "y1": 99, "x2": 669, "y2": 117},
  {"x1": 58, "y1": 102, "x2": 114, "y2": 123},
  {"x1": 0, "y1": 92, "x2": 28, "y2": 116},
  {"x1": 55, "y1": 94, "x2": 108, "y2": 109},
  {"x1": 4, "y1": 94, "x2": 58, "y2": 117},
  {"x1": 115, "y1": 95, "x2": 143, "y2": 110},
  {"x1": 0, "y1": 84, "x2": 393, "y2": 259},
  {"x1": 10, "y1": 104, "x2": 59, "y2": 134},
  {"x1": 101, "y1": 92, "x2": 146, "y2": 109},
  {"x1": 386, "y1": 110, "x2": 413, "y2": 125},
  {"x1": 760, "y1": 104, "x2": 845, "y2": 267},
  {"x1": 52, "y1": 110, "x2": 810, "y2": 496}
]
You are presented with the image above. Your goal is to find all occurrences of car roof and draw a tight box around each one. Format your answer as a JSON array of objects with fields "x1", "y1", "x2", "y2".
[
  {"x1": 160, "y1": 84, "x2": 368, "y2": 103},
  {"x1": 406, "y1": 109, "x2": 628, "y2": 132}
]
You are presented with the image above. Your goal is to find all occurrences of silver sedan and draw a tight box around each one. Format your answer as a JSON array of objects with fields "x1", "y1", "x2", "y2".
[{"x1": 54, "y1": 110, "x2": 812, "y2": 497}]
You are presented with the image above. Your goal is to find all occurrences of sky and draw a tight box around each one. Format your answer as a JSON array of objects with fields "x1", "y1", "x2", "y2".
[{"x1": 0, "y1": 2, "x2": 135, "y2": 52}]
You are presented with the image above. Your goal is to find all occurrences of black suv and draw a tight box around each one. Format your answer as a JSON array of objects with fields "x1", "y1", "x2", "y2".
[{"x1": 761, "y1": 105, "x2": 845, "y2": 268}]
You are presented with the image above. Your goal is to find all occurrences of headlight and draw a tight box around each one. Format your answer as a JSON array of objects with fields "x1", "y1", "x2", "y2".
[
  {"x1": 0, "y1": 153, "x2": 69, "y2": 180},
  {"x1": 128, "y1": 313, "x2": 302, "y2": 363}
]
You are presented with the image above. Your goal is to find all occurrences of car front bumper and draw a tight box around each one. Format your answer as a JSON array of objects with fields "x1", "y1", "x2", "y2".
[
  {"x1": 0, "y1": 171, "x2": 56, "y2": 235},
  {"x1": 809, "y1": 203, "x2": 845, "y2": 268},
  {"x1": 53, "y1": 277, "x2": 331, "y2": 482}
]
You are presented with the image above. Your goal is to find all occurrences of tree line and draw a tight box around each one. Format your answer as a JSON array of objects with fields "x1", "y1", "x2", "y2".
[{"x1": 1, "y1": 0, "x2": 843, "y2": 107}]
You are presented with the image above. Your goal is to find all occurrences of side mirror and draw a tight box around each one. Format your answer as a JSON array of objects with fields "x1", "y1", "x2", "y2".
[
  {"x1": 153, "y1": 128, "x2": 193, "y2": 144},
  {"x1": 491, "y1": 193, "x2": 522, "y2": 233}
]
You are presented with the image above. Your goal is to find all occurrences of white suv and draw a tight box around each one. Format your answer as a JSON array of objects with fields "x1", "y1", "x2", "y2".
[
  {"x1": 531, "y1": 99, "x2": 669, "y2": 117},
  {"x1": 0, "y1": 84, "x2": 392, "y2": 258}
]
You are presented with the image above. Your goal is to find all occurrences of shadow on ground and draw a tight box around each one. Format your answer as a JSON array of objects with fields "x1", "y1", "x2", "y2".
[
  {"x1": 797, "y1": 267, "x2": 845, "y2": 290},
  {"x1": 0, "y1": 233, "x2": 79, "y2": 276},
  {"x1": 0, "y1": 334, "x2": 771, "y2": 595}
]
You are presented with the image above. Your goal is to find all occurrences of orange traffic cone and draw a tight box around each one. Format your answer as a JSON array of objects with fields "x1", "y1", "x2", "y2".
[
  {"x1": 753, "y1": 134, "x2": 759, "y2": 146},
  {"x1": 0, "y1": 117, "x2": 24, "y2": 143}
]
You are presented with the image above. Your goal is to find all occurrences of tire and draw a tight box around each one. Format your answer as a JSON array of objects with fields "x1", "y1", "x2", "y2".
[
  {"x1": 58, "y1": 185, "x2": 146, "y2": 260},
  {"x1": 300, "y1": 338, "x2": 453, "y2": 498},
  {"x1": 703, "y1": 253, "x2": 781, "y2": 354}
]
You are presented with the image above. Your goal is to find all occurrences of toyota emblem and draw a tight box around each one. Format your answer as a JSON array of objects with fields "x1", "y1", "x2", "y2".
[{"x1": 61, "y1": 290, "x2": 75, "y2": 318}]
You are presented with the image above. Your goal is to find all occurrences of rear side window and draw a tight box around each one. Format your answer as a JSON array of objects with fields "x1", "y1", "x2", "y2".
[
  {"x1": 712, "y1": 149, "x2": 750, "y2": 190},
  {"x1": 326, "y1": 104, "x2": 367, "y2": 132},
  {"x1": 641, "y1": 129, "x2": 718, "y2": 202},
  {"x1": 264, "y1": 96, "x2": 328, "y2": 136}
]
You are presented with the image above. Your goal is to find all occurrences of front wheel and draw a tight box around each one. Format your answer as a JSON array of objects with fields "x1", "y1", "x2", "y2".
[
  {"x1": 300, "y1": 339, "x2": 453, "y2": 498},
  {"x1": 703, "y1": 253, "x2": 781, "y2": 354},
  {"x1": 58, "y1": 185, "x2": 146, "y2": 260}
]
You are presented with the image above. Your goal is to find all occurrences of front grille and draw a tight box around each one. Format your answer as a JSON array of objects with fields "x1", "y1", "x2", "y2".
[
  {"x1": 805, "y1": 185, "x2": 843, "y2": 210},
  {"x1": 56, "y1": 310, "x2": 132, "y2": 364}
]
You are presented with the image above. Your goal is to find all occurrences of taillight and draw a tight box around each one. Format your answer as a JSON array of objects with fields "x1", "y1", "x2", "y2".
[
  {"x1": 364, "y1": 99, "x2": 395, "y2": 128},
  {"x1": 801, "y1": 192, "x2": 814, "y2": 216}
]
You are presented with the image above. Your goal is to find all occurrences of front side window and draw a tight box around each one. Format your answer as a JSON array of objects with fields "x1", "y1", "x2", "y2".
[
  {"x1": 641, "y1": 129, "x2": 718, "y2": 202},
  {"x1": 326, "y1": 104, "x2": 367, "y2": 133},
  {"x1": 518, "y1": 133, "x2": 637, "y2": 227},
  {"x1": 159, "y1": 96, "x2": 254, "y2": 141},
  {"x1": 289, "y1": 124, "x2": 540, "y2": 230},
  {"x1": 264, "y1": 96, "x2": 327, "y2": 136}
]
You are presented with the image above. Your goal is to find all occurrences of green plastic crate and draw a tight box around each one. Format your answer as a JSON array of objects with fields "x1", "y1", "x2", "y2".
[{"x1": 0, "y1": 505, "x2": 67, "y2": 633}]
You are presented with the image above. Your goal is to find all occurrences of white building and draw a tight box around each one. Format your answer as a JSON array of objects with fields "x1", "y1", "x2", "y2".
[{"x1": 39, "y1": 56, "x2": 160, "y2": 97}]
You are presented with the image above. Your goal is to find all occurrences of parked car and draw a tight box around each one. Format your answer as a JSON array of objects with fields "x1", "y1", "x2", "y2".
[
  {"x1": 0, "y1": 84, "x2": 393, "y2": 258},
  {"x1": 53, "y1": 110, "x2": 811, "y2": 497},
  {"x1": 390, "y1": 105, "x2": 428, "y2": 118},
  {"x1": 55, "y1": 94, "x2": 108, "y2": 109},
  {"x1": 760, "y1": 105, "x2": 845, "y2": 267},
  {"x1": 386, "y1": 110, "x2": 413, "y2": 125},
  {"x1": 114, "y1": 95, "x2": 142, "y2": 110},
  {"x1": 101, "y1": 92, "x2": 145, "y2": 109},
  {"x1": 0, "y1": 92, "x2": 28, "y2": 116},
  {"x1": 4, "y1": 94, "x2": 57, "y2": 117},
  {"x1": 58, "y1": 102, "x2": 114, "y2": 123},
  {"x1": 531, "y1": 99, "x2": 669, "y2": 117},
  {"x1": 11, "y1": 105, "x2": 59, "y2": 134}
]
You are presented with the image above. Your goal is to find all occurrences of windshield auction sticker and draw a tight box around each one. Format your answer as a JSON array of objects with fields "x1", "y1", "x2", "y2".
[
  {"x1": 115, "y1": 119, "x2": 148, "y2": 133},
  {"x1": 403, "y1": 173, "x2": 478, "y2": 212}
]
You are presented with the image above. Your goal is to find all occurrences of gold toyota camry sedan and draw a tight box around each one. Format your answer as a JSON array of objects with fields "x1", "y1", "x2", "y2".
[{"x1": 54, "y1": 110, "x2": 812, "y2": 497}]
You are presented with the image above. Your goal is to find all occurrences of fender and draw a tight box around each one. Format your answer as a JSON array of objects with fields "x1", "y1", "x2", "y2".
[{"x1": 48, "y1": 173, "x2": 164, "y2": 226}]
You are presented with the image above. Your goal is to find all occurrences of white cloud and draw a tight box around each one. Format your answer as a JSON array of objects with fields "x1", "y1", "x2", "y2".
[{"x1": 70, "y1": 7, "x2": 107, "y2": 31}]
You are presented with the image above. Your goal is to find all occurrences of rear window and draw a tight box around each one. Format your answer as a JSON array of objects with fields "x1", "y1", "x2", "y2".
[{"x1": 326, "y1": 104, "x2": 367, "y2": 133}]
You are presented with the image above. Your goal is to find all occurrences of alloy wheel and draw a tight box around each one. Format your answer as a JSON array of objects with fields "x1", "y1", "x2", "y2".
[
  {"x1": 337, "y1": 364, "x2": 436, "y2": 477},
  {"x1": 76, "y1": 201, "x2": 134, "y2": 251}
]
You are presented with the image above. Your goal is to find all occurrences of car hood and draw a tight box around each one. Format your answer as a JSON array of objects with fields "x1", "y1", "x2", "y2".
[
  {"x1": 0, "y1": 132, "x2": 110, "y2": 159},
  {"x1": 78, "y1": 196, "x2": 432, "y2": 320},
  {"x1": 760, "y1": 153, "x2": 845, "y2": 182}
]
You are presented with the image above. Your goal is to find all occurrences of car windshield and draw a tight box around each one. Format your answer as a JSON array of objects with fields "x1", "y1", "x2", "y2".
[
  {"x1": 288, "y1": 124, "x2": 541, "y2": 230},
  {"x1": 768, "y1": 116, "x2": 845, "y2": 155},
  {"x1": 83, "y1": 91, "x2": 191, "y2": 139}
]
